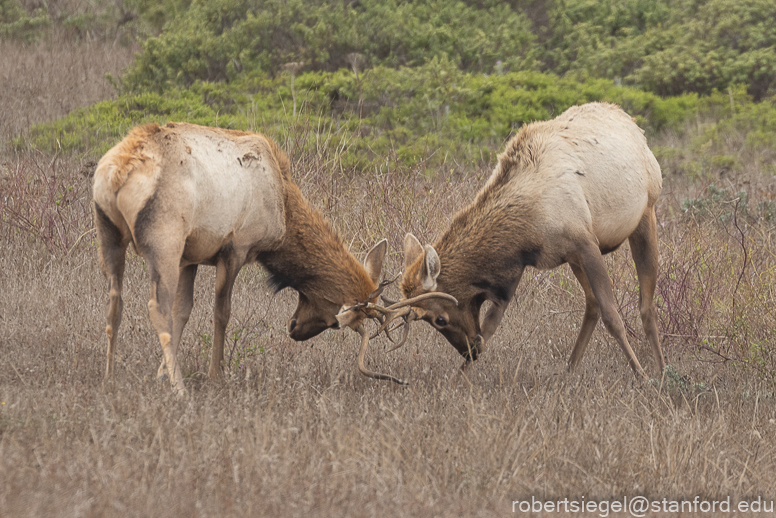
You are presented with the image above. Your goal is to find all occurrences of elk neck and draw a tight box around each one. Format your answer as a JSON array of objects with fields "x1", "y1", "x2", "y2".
[
  {"x1": 433, "y1": 175, "x2": 543, "y2": 304},
  {"x1": 256, "y1": 180, "x2": 376, "y2": 306}
]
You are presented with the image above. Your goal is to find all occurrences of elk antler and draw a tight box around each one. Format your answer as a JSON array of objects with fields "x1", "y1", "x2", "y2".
[
  {"x1": 356, "y1": 324, "x2": 408, "y2": 385},
  {"x1": 337, "y1": 278, "x2": 458, "y2": 384},
  {"x1": 366, "y1": 292, "x2": 458, "y2": 352}
]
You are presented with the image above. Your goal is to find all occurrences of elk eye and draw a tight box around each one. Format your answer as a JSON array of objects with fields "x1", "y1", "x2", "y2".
[{"x1": 435, "y1": 316, "x2": 448, "y2": 327}]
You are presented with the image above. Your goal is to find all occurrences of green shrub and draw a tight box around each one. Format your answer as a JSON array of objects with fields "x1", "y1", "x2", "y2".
[
  {"x1": 19, "y1": 66, "x2": 704, "y2": 170},
  {"x1": 120, "y1": 0, "x2": 537, "y2": 92},
  {"x1": 0, "y1": 0, "x2": 49, "y2": 42},
  {"x1": 543, "y1": 0, "x2": 776, "y2": 99}
]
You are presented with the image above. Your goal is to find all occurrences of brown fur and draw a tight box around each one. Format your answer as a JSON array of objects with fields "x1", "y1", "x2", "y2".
[
  {"x1": 257, "y1": 179, "x2": 375, "y2": 305},
  {"x1": 93, "y1": 122, "x2": 384, "y2": 394},
  {"x1": 401, "y1": 102, "x2": 666, "y2": 377}
]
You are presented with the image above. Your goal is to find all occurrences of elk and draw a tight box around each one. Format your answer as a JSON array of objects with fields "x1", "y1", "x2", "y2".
[
  {"x1": 389, "y1": 102, "x2": 666, "y2": 379},
  {"x1": 92, "y1": 122, "x2": 442, "y2": 393}
]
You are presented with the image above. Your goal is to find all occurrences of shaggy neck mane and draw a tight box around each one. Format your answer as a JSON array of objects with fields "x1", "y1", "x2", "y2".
[
  {"x1": 257, "y1": 179, "x2": 375, "y2": 306},
  {"x1": 429, "y1": 127, "x2": 548, "y2": 303}
]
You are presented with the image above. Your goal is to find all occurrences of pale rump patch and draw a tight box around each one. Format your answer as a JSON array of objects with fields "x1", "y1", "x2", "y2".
[{"x1": 101, "y1": 123, "x2": 161, "y2": 191}]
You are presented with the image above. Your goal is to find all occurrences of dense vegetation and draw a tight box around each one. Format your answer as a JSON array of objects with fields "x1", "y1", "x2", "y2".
[{"x1": 7, "y1": 0, "x2": 776, "y2": 171}]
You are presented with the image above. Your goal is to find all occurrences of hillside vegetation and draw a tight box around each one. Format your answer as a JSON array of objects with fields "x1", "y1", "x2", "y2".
[{"x1": 7, "y1": 0, "x2": 776, "y2": 174}]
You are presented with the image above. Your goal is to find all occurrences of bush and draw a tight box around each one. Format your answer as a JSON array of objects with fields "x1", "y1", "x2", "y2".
[
  {"x1": 0, "y1": 0, "x2": 49, "y2": 42},
  {"x1": 542, "y1": 0, "x2": 776, "y2": 99},
  {"x1": 19, "y1": 65, "x2": 704, "y2": 170},
  {"x1": 120, "y1": 0, "x2": 538, "y2": 92}
]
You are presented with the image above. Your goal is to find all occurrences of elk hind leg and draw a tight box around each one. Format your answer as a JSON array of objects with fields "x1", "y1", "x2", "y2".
[
  {"x1": 567, "y1": 263, "x2": 601, "y2": 371},
  {"x1": 146, "y1": 246, "x2": 187, "y2": 394},
  {"x1": 95, "y1": 205, "x2": 129, "y2": 380},
  {"x1": 158, "y1": 264, "x2": 198, "y2": 380},
  {"x1": 628, "y1": 208, "x2": 666, "y2": 373},
  {"x1": 574, "y1": 240, "x2": 647, "y2": 379},
  {"x1": 209, "y1": 254, "x2": 242, "y2": 380}
]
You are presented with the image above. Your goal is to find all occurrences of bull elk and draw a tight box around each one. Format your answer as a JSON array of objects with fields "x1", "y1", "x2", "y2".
[
  {"x1": 391, "y1": 102, "x2": 666, "y2": 379},
  {"x1": 92, "y1": 122, "x2": 447, "y2": 393}
]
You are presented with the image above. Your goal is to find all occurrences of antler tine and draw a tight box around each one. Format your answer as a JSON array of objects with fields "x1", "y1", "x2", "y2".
[
  {"x1": 381, "y1": 295, "x2": 398, "y2": 306},
  {"x1": 356, "y1": 324, "x2": 408, "y2": 385},
  {"x1": 386, "y1": 312, "x2": 414, "y2": 353},
  {"x1": 366, "y1": 291, "x2": 458, "y2": 345},
  {"x1": 372, "y1": 305, "x2": 412, "y2": 335},
  {"x1": 384, "y1": 291, "x2": 458, "y2": 310},
  {"x1": 367, "y1": 272, "x2": 401, "y2": 301}
]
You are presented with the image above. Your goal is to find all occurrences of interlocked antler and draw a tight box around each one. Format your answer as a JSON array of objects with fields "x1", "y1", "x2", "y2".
[
  {"x1": 356, "y1": 324, "x2": 408, "y2": 385},
  {"x1": 336, "y1": 276, "x2": 458, "y2": 385},
  {"x1": 367, "y1": 292, "x2": 458, "y2": 349}
]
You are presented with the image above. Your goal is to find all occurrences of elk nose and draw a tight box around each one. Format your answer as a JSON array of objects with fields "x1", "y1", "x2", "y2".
[{"x1": 287, "y1": 318, "x2": 297, "y2": 334}]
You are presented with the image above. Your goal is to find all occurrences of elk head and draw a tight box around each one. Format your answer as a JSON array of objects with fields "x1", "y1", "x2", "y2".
[
  {"x1": 287, "y1": 239, "x2": 388, "y2": 340},
  {"x1": 399, "y1": 233, "x2": 486, "y2": 362}
]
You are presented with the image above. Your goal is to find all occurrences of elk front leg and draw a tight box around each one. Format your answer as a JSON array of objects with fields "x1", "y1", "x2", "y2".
[
  {"x1": 209, "y1": 254, "x2": 241, "y2": 380},
  {"x1": 573, "y1": 240, "x2": 647, "y2": 380},
  {"x1": 158, "y1": 264, "x2": 198, "y2": 380}
]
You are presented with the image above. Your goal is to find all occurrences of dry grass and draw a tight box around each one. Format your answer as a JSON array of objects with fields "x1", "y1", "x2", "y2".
[
  {"x1": 1, "y1": 146, "x2": 775, "y2": 516},
  {"x1": 1, "y1": 28, "x2": 776, "y2": 514},
  {"x1": 0, "y1": 30, "x2": 137, "y2": 146}
]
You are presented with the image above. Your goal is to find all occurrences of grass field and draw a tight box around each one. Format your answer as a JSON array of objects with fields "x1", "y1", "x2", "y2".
[{"x1": 1, "y1": 30, "x2": 776, "y2": 518}]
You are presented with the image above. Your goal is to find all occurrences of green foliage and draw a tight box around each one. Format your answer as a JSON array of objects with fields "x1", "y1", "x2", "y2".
[
  {"x1": 120, "y1": 0, "x2": 537, "y2": 92},
  {"x1": 680, "y1": 180, "x2": 776, "y2": 222},
  {"x1": 543, "y1": 0, "x2": 776, "y2": 99},
  {"x1": 8, "y1": 0, "x2": 776, "y2": 99},
  {"x1": 20, "y1": 65, "x2": 705, "y2": 168},
  {"x1": 18, "y1": 88, "x2": 244, "y2": 156},
  {"x1": 0, "y1": 0, "x2": 49, "y2": 42},
  {"x1": 123, "y1": 0, "x2": 193, "y2": 34},
  {"x1": 0, "y1": 0, "x2": 195, "y2": 44},
  {"x1": 115, "y1": 0, "x2": 776, "y2": 99}
]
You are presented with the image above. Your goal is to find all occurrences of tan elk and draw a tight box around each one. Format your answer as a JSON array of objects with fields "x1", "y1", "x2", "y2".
[
  {"x1": 389, "y1": 102, "x2": 666, "y2": 379},
  {"x1": 92, "y1": 122, "x2": 443, "y2": 393}
]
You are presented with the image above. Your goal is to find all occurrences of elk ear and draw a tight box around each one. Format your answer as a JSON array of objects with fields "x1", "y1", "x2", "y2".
[
  {"x1": 404, "y1": 233, "x2": 424, "y2": 271},
  {"x1": 421, "y1": 245, "x2": 441, "y2": 291},
  {"x1": 364, "y1": 238, "x2": 387, "y2": 284}
]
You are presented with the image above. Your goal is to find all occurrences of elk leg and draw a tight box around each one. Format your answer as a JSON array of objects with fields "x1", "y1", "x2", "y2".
[
  {"x1": 209, "y1": 254, "x2": 241, "y2": 380},
  {"x1": 158, "y1": 264, "x2": 198, "y2": 379},
  {"x1": 95, "y1": 207, "x2": 129, "y2": 380},
  {"x1": 628, "y1": 208, "x2": 666, "y2": 372},
  {"x1": 480, "y1": 273, "x2": 521, "y2": 343},
  {"x1": 573, "y1": 241, "x2": 647, "y2": 379},
  {"x1": 146, "y1": 247, "x2": 187, "y2": 394},
  {"x1": 567, "y1": 263, "x2": 601, "y2": 370}
]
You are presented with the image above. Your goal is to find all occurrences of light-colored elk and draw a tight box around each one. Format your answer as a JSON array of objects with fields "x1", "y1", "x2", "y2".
[
  {"x1": 388, "y1": 102, "x2": 666, "y2": 379},
  {"x1": 92, "y1": 122, "x2": 438, "y2": 393}
]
